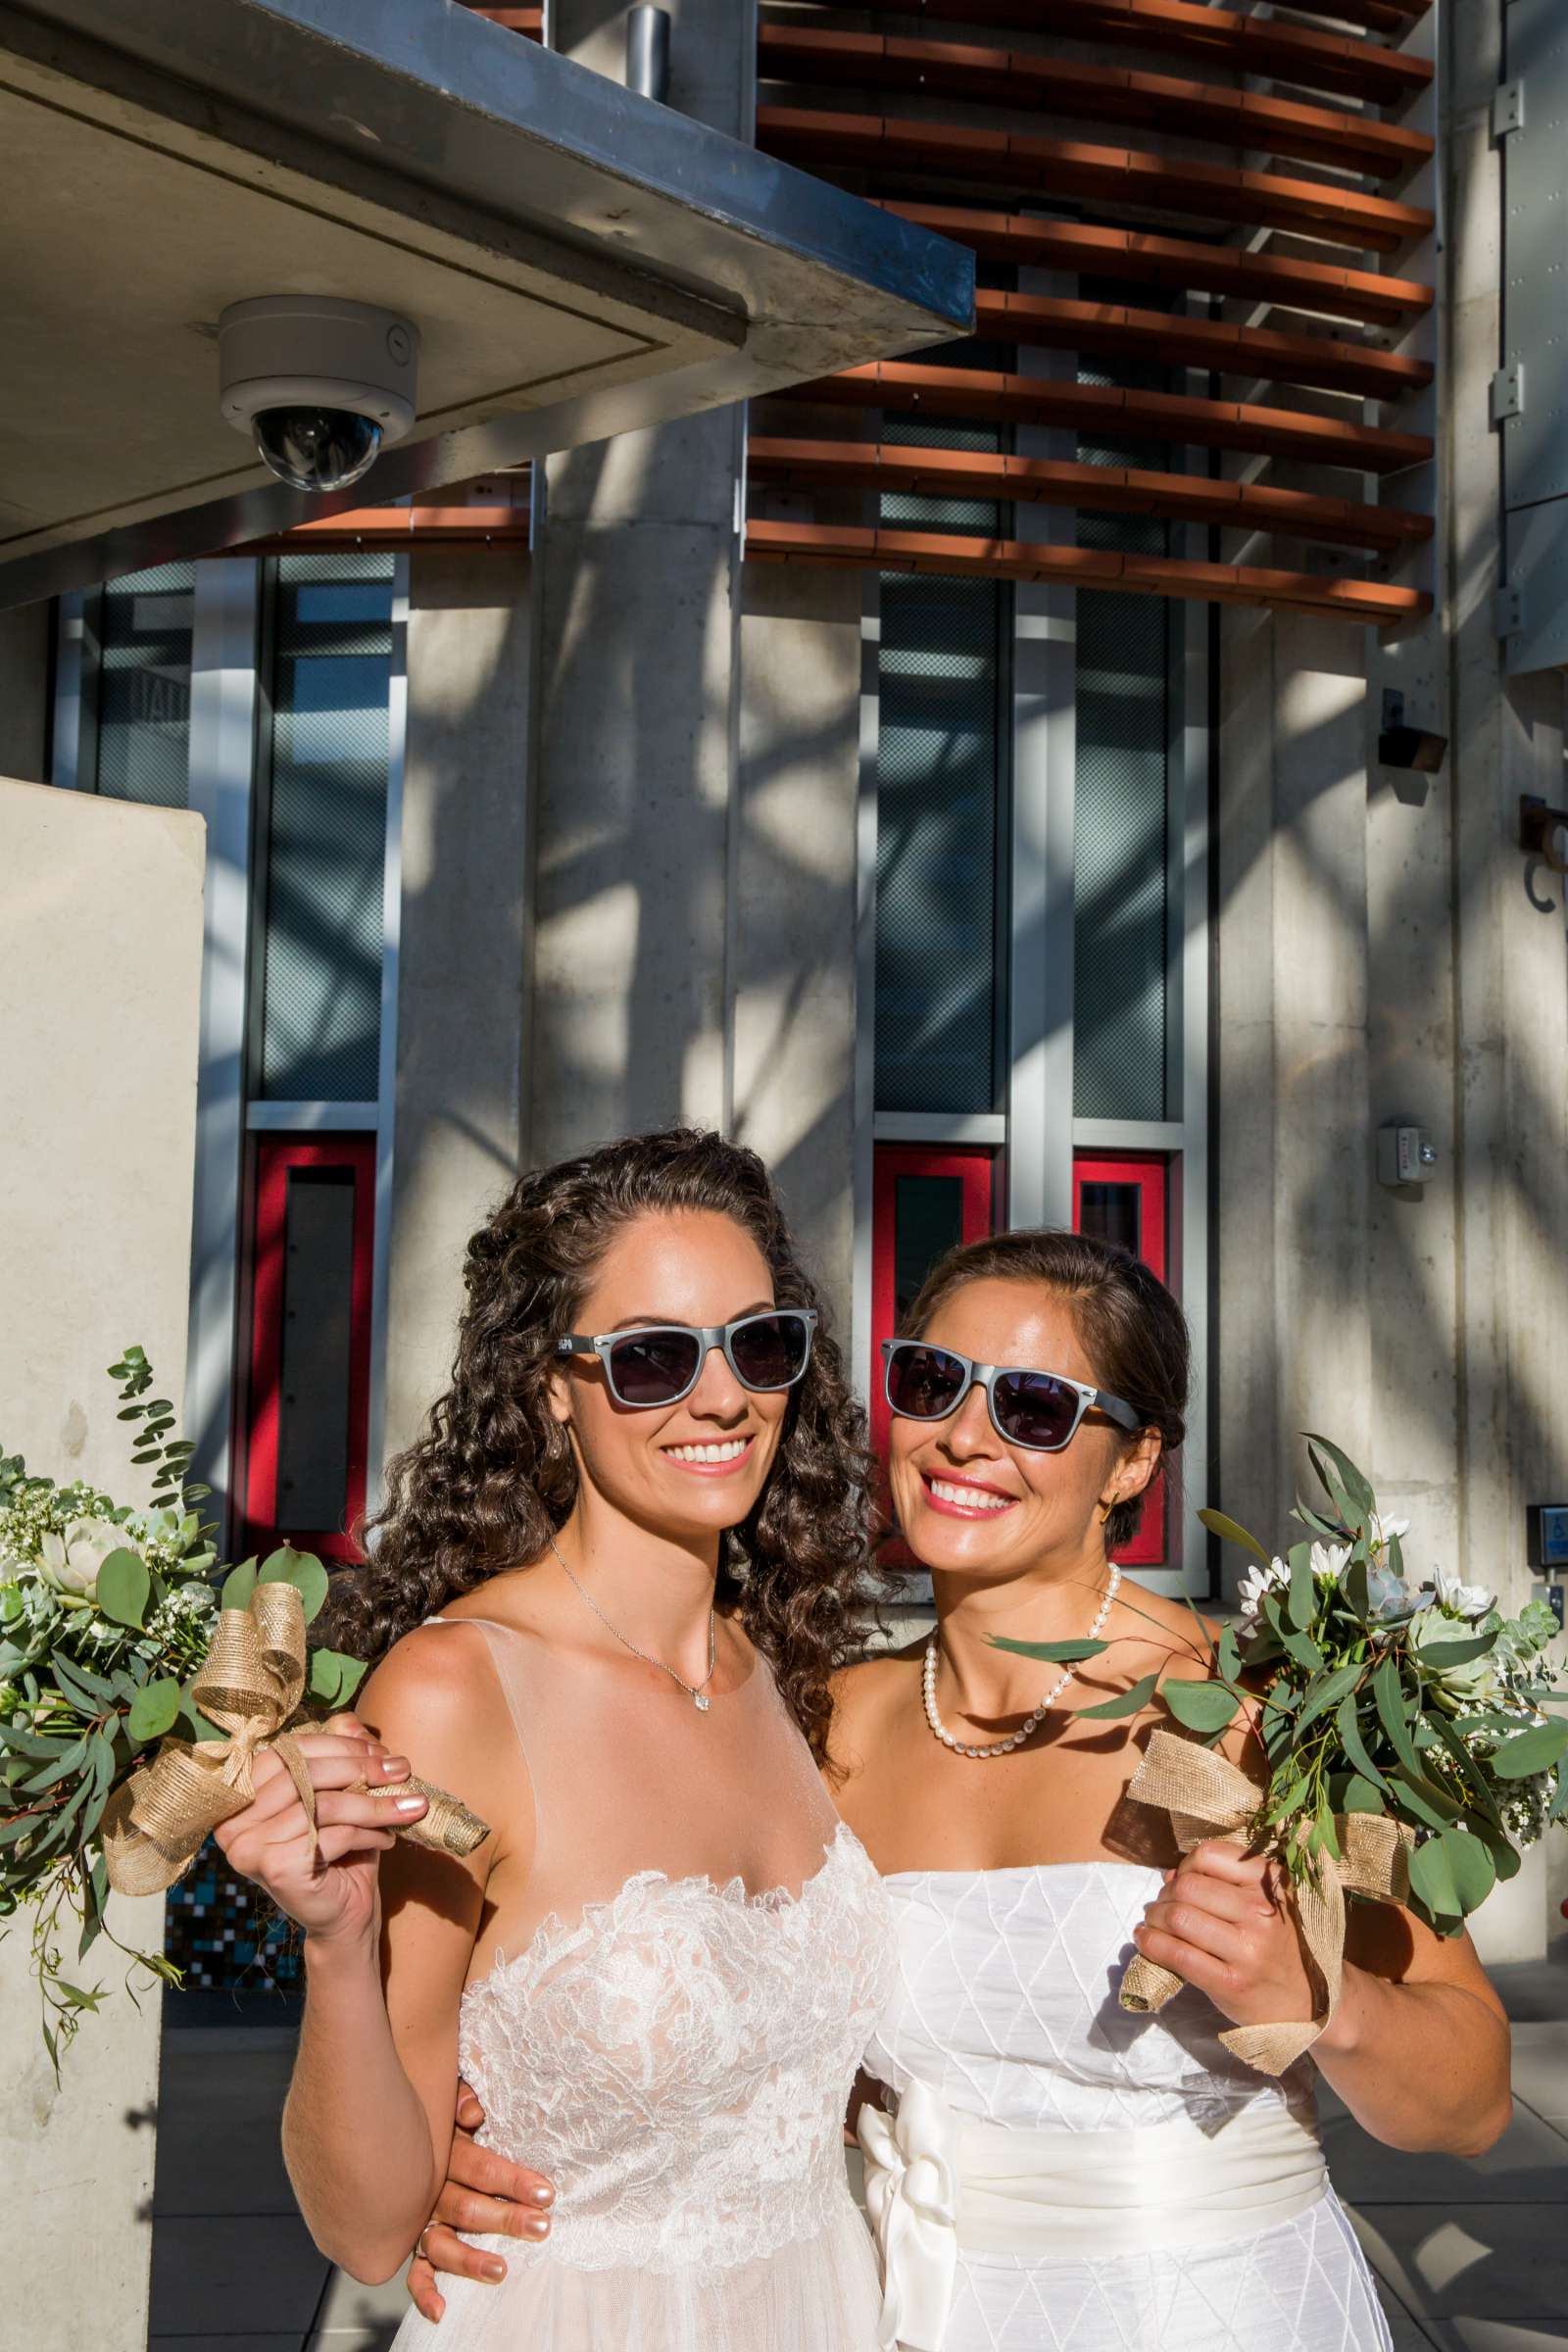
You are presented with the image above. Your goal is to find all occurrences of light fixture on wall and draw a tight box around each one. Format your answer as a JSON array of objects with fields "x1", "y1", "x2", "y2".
[
  {"x1": 1376, "y1": 1122, "x2": 1438, "y2": 1190},
  {"x1": 1377, "y1": 689, "x2": 1447, "y2": 775},
  {"x1": 218, "y1": 296, "x2": 419, "y2": 494}
]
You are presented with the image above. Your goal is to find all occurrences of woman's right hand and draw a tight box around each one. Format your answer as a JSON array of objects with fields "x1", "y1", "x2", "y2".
[{"x1": 213, "y1": 1712, "x2": 428, "y2": 1945}]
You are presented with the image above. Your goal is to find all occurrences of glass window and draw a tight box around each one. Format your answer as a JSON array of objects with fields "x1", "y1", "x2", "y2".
[
  {"x1": 258, "y1": 553, "x2": 395, "y2": 1102},
  {"x1": 95, "y1": 563, "x2": 195, "y2": 808},
  {"x1": 275, "y1": 1167, "x2": 359, "y2": 1534},
  {"x1": 875, "y1": 413, "x2": 1007, "y2": 1115},
  {"x1": 1073, "y1": 295, "x2": 1173, "y2": 1124}
]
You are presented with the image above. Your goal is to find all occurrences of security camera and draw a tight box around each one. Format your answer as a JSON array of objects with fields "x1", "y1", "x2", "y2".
[{"x1": 218, "y1": 296, "x2": 418, "y2": 494}]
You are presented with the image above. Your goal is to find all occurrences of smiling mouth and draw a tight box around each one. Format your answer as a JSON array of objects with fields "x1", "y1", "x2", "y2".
[
  {"x1": 662, "y1": 1437, "x2": 755, "y2": 1475},
  {"x1": 922, "y1": 1473, "x2": 1017, "y2": 1518}
]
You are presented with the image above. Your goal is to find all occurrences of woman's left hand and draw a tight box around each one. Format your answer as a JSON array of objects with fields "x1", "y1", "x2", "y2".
[{"x1": 1131, "y1": 1841, "x2": 1316, "y2": 2032}]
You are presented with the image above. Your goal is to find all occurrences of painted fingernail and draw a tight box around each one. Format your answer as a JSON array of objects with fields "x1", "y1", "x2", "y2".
[
  {"x1": 380, "y1": 1756, "x2": 412, "y2": 1777},
  {"x1": 394, "y1": 1793, "x2": 428, "y2": 1814},
  {"x1": 532, "y1": 2185, "x2": 554, "y2": 2205},
  {"x1": 527, "y1": 2217, "x2": 550, "y2": 2238},
  {"x1": 483, "y1": 2259, "x2": 506, "y2": 2281}
]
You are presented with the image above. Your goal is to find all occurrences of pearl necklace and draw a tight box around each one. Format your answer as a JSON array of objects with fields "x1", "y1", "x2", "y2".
[{"x1": 922, "y1": 1563, "x2": 1122, "y2": 1758}]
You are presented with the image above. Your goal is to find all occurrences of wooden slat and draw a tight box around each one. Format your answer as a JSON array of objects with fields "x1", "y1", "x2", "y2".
[
  {"x1": 746, "y1": 517, "x2": 1430, "y2": 625},
  {"x1": 758, "y1": 25, "x2": 1432, "y2": 182},
  {"x1": 883, "y1": 202, "x2": 1432, "y2": 329},
  {"x1": 759, "y1": 110, "x2": 1433, "y2": 254},
  {"x1": 971, "y1": 290, "x2": 1431, "y2": 403},
  {"x1": 459, "y1": 5, "x2": 545, "y2": 32},
  {"x1": 787, "y1": 360, "x2": 1433, "y2": 476},
  {"x1": 845, "y1": 0, "x2": 1432, "y2": 105},
  {"x1": 748, "y1": 436, "x2": 1432, "y2": 556},
  {"x1": 250, "y1": 504, "x2": 531, "y2": 553}
]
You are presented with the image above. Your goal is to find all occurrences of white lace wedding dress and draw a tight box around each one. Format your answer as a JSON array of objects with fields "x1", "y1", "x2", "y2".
[
  {"x1": 859, "y1": 1864, "x2": 1394, "y2": 2352},
  {"x1": 388, "y1": 1616, "x2": 892, "y2": 2352}
]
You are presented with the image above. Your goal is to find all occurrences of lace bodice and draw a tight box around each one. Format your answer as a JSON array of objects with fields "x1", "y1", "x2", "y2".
[
  {"x1": 864, "y1": 1862, "x2": 1312, "y2": 2134},
  {"x1": 462, "y1": 1822, "x2": 892, "y2": 2273}
]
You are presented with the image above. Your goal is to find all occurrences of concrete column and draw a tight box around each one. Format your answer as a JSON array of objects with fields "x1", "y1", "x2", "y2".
[
  {"x1": 735, "y1": 561, "x2": 861, "y2": 1318},
  {"x1": 1215, "y1": 610, "x2": 1375, "y2": 1549},
  {"x1": 381, "y1": 546, "x2": 533, "y2": 1462},
  {"x1": 527, "y1": 0, "x2": 751, "y2": 1164},
  {"x1": 0, "y1": 598, "x2": 50, "y2": 781},
  {"x1": 0, "y1": 778, "x2": 205, "y2": 2352},
  {"x1": 1448, "y1": 0, "x2": 1568, "y2": 1956}
]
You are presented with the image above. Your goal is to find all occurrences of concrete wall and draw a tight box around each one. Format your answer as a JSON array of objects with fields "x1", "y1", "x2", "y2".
[
  {"x1": 381, "y1": 547, "x2": 533, "y2": 1464},
  {"x1": 0, "y1": 776, "x2": 205, "y2": 2352},
  {"x1": 1215, "y1": 0, "x2": 1568, "y2": 1958}
]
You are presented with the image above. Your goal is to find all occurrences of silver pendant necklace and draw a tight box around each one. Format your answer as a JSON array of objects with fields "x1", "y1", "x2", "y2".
[
  {"x1": 548, "y1": 1532, "x2": 718, "y2": 1711},
  {"x1": 923, "y1": 1563, "x2": 1122, "y2": 1758}
]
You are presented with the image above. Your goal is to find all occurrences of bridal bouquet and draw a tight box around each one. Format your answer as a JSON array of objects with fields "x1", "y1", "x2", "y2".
[
  {"x1": 1003, "y1": 1434, "x2": 1565, "y2": 2074},
  {"x1": 0, "y1": 1348, "x2": 485, "y2": 2069}
]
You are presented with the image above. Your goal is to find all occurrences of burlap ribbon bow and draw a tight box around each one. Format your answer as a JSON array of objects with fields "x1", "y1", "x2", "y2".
[
  {"x1": 102, "y1": 1581, "x2": 487, "y2": 1896},
  {"x1": 1119, "y1": 1728, "x2": 1412, "y2": 2076}
]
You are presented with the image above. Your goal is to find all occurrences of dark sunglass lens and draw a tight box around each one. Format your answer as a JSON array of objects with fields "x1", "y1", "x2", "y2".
[
  {"x1": 730, "y1": 1312, "x2": 810, "y2": 1390},
  {"x1": 887, "y1": 1344, "x2": 967, "y2": 1420},
  {"x1": 609, "y1": 1330, "x2": 701, "y2": 1404},
  {"x1": 994, "y1": 1371, "x2": 1077, "y2": 1450}
]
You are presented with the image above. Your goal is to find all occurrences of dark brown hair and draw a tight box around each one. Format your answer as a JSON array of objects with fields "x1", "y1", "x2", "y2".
[
  {"x1": 326, "y1": 1128, "x2": 880, "y2": 1759},
  {"x1": 901, "y1": 1228, "x2": 1190, "y2": 1552}
]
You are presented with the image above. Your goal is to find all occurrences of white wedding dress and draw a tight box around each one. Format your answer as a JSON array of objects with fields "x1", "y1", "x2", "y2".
[
  {"x1": 859, "y1": 1863, "x2": 1394, "y2": 2352},
  {"x1": 388, "y1": 1617, "x2": 892, "y2": 2352}
]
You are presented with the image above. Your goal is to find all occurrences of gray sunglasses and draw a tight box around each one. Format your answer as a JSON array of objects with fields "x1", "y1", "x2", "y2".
[{"x1": 558, "y1": 1309, "x2": 817, "y2": 1408}]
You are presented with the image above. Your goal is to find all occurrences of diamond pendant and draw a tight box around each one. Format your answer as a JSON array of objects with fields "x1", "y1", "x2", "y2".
[{"x1": 694, "y1": 1692, "x2": 710, "y2": 1712}]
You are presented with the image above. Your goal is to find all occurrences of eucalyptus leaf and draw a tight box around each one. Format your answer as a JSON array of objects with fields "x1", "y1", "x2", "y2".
[
  {"x1": 1409, "y1": 1835, "x2": 1461, "y2": 1926},
  {"x1": 1374, "y1": 1656, "x2": 1423, "y2": 1778},
  {"x1": 20, "y1": 1736, "x2": 88, "y2": 1793},
  {"x1": 50, "y1": 1653, "x2": 115, "y2": 1711},
  {"x1": 1163, "y1": 1679, "x2": 1242, "y2": 1736},
  {"x1": 259, "y1": 1545, "x2": 329, "y2": 1625},
  {"x1": 1493, "y1": 1720, "x2": 1568, "y2": 1779},
  {"x1": 1343, "y1": 1774, "x2": 1387, "y2": 1814},
  {"x1": 1282, "y1": 1627, "x2": 1326, "y2": 1673},
  {"x1": 992, "y1": 1637, "x2": 1110, "y2": 1664},
  {"x1": 308, "y1": 1650, "x2": 345, "y2": 1706},
  {"x1": 1076, "y1": 1671, "x2": 1161, "y2": 1720},
  {"x1": 1293, "y1": 1659, "x2": 1363, "y2": 1738},
  {"x1": 95, "y1": 1548, "x2": 150, "y2": 1630},
  {"x1": 1336, "y1": 1694, "x2": 1391, "y2": 1792},
  {"x1": 1197, "y1": 1509, "x2": 1272, "y2": 1565},
  {"x1": 1441, "y1": 1825, "x2": 1496, "y2": 1915},
  {"x1": 1417, "y1": 1632, "x2": 1498, "y2": 1670},
  {"x1": 1303, "y1": 1432, "x2": 1376, "y2": 1521},
  {"x1": 127, "y1": 1679, "x2": 182, "y2": 1743},
  {"x1": 1287, "y1": 1544, "x2": 1316, "y2": 1633},
  {"x1": 220, "y1": 1557, "x2": 258, "y2": 1611}
]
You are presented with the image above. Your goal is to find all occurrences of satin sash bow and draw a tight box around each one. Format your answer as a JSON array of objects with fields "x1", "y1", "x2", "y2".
[{"x1": 858, "y1": 2083, "x2": 1328, "y2": 2352}]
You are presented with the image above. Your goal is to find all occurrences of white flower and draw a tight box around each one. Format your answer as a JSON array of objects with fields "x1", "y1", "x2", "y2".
[
  {"x1": 1430, "y1": 1559, "x2": 1494, "y2": 1622},
  {"x1": 36, "y1": 1516, "x2": 130, "y2": 1600},
  {"x1": 1365, "y1": 1513, "x2": 1411, "y2": 1563},
  {"x1": 1238, "y1": 1556, "x2": 1291, "y2": 1625},
  {"x1": 1309, "y1": 1539, "x2": 1352, "y2": 1583}
]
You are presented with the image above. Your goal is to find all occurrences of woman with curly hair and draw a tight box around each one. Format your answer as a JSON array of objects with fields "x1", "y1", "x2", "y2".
[{"x1": 212, "y1": 1127, "x2": 896, "y2": 2352}]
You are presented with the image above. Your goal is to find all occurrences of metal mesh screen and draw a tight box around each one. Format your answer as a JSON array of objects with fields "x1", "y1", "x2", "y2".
[
  {"x1": 259, "y1": 554, "x2": 395, "y2": 1102},
  {"x1": 1072, "y1": 315, "x2": 1172, "y2": 1122},
  {"x1": 875, "y1": 415, "x2": 1005, "y2": 1114},
  {"x1": 96, "y1": 563, "x2": 194, "y2": 808}
]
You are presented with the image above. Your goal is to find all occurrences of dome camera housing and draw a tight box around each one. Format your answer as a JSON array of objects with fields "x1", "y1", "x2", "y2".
[{"x1": 218, "y1": 296, "x2": 419, "y2": 495}]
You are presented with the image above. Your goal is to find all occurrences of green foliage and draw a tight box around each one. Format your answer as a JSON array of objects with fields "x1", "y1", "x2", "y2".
[
  {"x1": 991, "y1": 1637, "x2": 1110, "y2": 1665},
  {"x1": 1162, "y1": 1679, "x2": 1242, "y2": 1738},
  {"x1": 94, "y1": 1549, "x2": 150, "y2": 1630}
]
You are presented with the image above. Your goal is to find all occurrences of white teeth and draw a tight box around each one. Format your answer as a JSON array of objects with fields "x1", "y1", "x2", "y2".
[
  {"x1": 929, "y1": 1478, "x2": 1011, "y2": 1512},
  {"x1": 665, "y1": 1440, "x2": 749, "y2": 1464}
]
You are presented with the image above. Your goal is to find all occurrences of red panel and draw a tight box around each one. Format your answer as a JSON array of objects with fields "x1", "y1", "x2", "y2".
[
  {"x1": 1073, "y1": 1152, "x2": 1169, "y2": 1568},
  {"x1": 242, "y1": 1134, "x2": 376, "y2": 1566}
]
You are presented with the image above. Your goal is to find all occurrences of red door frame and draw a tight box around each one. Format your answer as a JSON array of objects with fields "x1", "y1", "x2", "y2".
[
  {"x1": 240, "y1": 1134, "x2": 376, "y2": 1565},
  {"x1": 1072, "y1": 1151, "x2": 1169, "y2": 1568}
]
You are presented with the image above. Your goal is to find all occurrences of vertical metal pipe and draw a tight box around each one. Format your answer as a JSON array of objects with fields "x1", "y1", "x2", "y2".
[{"x1": 626, "y1": 3, "x2": 670, "y2": 102}]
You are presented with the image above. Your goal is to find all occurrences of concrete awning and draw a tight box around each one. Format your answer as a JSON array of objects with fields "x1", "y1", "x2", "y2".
[{"x1": 0, "y1": 0, "x2": 974, "y2": 606}]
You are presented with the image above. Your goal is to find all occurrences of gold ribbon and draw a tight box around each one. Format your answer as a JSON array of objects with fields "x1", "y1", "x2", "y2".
[
  {"x1": 1119, "y1": 1728, "x2": 1412, "y2": 2077},
  {"x1": 102, "y1": 1581, "x2": 488, "y2": 1897}
]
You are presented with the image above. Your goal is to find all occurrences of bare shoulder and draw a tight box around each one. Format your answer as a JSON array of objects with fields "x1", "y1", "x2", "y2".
[
  {"x1": 828, "y1": 1641, "x2": 923, "y2": 1780},
  {"x1": 1102, "y1": 1579, "x2": 1219, "y2": 1684},
  {"x1": 354, "y1": 1619, "x2": 515, "y2": 1824}
]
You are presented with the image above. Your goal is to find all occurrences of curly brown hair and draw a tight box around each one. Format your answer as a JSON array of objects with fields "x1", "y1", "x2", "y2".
[
  {"x1": 326, "y1": 1128, "x2": 880, "y2": 1759},
  {"x1": 902, "y1": 1228, "x2": 1190, "y2": 1555}
]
